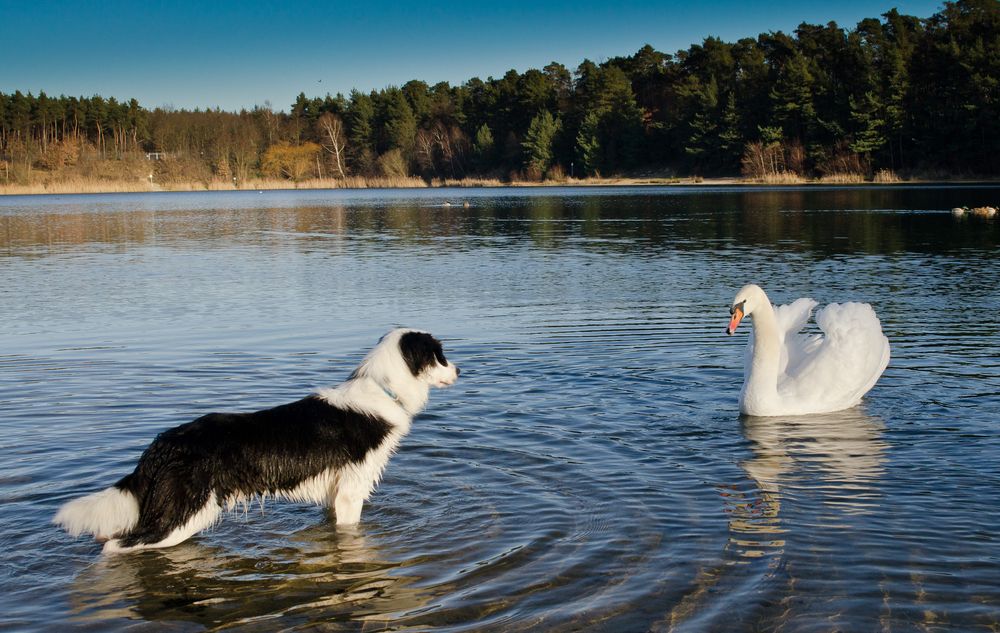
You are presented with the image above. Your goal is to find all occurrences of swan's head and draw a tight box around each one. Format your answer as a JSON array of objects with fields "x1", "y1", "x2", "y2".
[{"x1": 727, "y1": 284, "x2": 766, "y2": 335}]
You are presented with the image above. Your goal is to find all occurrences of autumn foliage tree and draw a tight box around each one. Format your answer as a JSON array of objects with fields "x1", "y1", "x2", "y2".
[{"x1": 260, "y1": 142, "x2": 321, "y2": 180}]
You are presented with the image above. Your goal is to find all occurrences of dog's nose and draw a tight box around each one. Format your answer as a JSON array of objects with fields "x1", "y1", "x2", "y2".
[{"x1": 455, "y1": 366, "x2": 461, "y2": 376}]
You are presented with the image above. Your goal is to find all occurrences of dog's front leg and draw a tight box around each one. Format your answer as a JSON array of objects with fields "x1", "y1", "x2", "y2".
[
  {"x1": 334, "y1": 487, "x2": 364, "y2": 525},
  {"x1": 331, "y1": 472, "x2": 365, "y2": 525}
]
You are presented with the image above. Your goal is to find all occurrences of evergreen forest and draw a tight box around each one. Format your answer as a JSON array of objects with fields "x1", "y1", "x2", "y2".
[{"x1": 1, "y1": 0, "x2": 997, "y2": 187}]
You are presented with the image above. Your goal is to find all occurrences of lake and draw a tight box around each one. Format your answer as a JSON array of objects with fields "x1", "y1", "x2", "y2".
[{"x1": 1, "y1": 185, "x2": 998, "y2": 631}]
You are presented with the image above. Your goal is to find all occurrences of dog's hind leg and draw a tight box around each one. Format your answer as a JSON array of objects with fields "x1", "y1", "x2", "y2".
[{"x1": 104, "y1": 492, "x2": 222, "y2": 554}]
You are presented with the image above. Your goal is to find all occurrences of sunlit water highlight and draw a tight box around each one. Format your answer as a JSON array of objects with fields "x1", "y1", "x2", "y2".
[{"x1": 1, "y1": 185, "x2": 998, "y2": 631}]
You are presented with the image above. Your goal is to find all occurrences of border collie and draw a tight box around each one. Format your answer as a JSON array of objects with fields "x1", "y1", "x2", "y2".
[{"x1": 53, "y1": 329, "x2": 459, "y2": 553}]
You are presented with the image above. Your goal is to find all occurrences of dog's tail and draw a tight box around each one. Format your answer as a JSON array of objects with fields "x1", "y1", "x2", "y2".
[{"x1": 53, "y1": 486, "x2": 139, "y2": 540}]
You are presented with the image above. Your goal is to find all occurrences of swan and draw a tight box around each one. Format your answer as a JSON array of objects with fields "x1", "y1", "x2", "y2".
[{"x1": 726, "y1": 284, "x2": 890, "y2": 416}]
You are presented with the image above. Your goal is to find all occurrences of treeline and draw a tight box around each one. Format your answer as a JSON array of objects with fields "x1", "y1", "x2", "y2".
[{"x1": 1, "y1": 0, "x2": 998, "y2": 186}]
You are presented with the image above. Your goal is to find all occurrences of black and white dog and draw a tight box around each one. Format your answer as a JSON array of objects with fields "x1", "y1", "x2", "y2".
[{"x1": 54, "y1": 329, "x2": 459, "y2": 553}]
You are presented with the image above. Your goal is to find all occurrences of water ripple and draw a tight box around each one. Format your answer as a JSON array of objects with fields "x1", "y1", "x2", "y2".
[{"x1": 1, "y1": 187, "x2": 999, "y2": 631}]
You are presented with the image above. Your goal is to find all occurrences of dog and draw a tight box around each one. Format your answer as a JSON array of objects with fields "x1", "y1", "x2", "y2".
[{"x1": 53, "y1": 329, "x2": 459, "y2": 553}]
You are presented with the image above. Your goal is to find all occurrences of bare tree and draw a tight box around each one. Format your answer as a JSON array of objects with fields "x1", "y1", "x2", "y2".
[
  {"x1": 414, "y1": 123, "x2": 468, "y2": 178},
  {"x1": 441, "y1": 124, "x2": 468, "y2": 178},
  {"x1": 317, "y1": 112, "x2": 348, "y2": 178},
  {"x1": 741, "y1": 141, "x2": 786, "y2": 179},
  {"x1": 259, "y1": 102, "x2": 279, "y2": 146},
  {"x1": 415, "y1": 128, "x2": 436, "y2": 173}
]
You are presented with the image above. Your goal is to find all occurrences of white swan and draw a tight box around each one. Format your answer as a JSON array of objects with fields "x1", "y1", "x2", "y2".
[{"x1": 726, "y1": 284, "x2": 890, "y2": 416}]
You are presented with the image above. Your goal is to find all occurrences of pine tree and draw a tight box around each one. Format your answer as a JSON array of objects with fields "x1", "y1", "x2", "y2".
[
  {"x1": 576, "y1": 110, "x2": 602, "y2": 175},
  {"x1": 381, "y1": 88, "x2": 417, "y2": 155},
  {"x1": 473, "y1": 123, "x2": 495, "y2": 171},
  {"x1": 848, "y1": 91, "x2": 886, "y2": 168},
  {"x1": 522, "y1": 110, "x2": 561, "y2": 177},
  {"x1": 346, "y1": 90, "x2": 376, "y2": 174},
  {"x1": 683, "y1": 77, "x2": 720, "y2": 166},
  {"x1": 770, "y1": 52, "x2": 818, "y2": 143},
  {"x1": 718, "y1": 92, "x2": 743, "y2": 170}
]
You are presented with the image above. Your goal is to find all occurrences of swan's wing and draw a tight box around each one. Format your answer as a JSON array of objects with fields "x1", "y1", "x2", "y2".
[
  {"x1": 774, "y1": 298, "x2": 818, "y2": 338},
  {"x1": 774, "y1": 298, "x2": 821, "y2": 376},
  {"x1": 780, "y1": 301, "x2": 890, "y2": 411},
  {"x1": 814, "y1": 302, "x2": 891, "y2": 405}
]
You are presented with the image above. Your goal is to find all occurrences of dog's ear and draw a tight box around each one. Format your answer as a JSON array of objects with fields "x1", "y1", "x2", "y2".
[{"x1": 399, "y1": 332, "x2": 447, "y2": 376}]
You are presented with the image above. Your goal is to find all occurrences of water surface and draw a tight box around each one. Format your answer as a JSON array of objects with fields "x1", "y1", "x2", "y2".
[{"x1": 1, "y1": 185, "x2": 999, "y2": 631}]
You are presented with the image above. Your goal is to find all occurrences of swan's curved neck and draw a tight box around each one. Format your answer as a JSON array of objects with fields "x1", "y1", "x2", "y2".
[{"x1": 745, "y1": 295, "x2": 781, "y2": 401}]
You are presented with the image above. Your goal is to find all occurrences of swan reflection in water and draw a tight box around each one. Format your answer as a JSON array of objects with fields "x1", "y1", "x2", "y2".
[
  {"x1": 728, "y1": 407, "x2": 888, "y2": 560},
  {"x1": 67, "y1": 522, "x2": 430, "y2": 629},
  {"x1": 646, "y1": 407, "x2": 890, "y2": 633}
]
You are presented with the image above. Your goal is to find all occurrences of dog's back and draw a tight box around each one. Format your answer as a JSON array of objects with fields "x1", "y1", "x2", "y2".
[{"x1": 58, "y1": 396, "x2": 395, "y2": 551}]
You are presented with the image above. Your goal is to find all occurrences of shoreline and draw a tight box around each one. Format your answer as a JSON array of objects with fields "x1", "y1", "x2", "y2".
[{"x1": 1, "y1": 176, "x2": 999, "y2": 197}]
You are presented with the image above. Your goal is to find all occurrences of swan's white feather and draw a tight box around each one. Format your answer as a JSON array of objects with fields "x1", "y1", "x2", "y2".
[
  {"x1": 775, "y1": 301, "x2": 890, "y2": 413},
  {"x1": 735, "y1": 284, "x2": 889, "y2": 416},
  {"x1": 774, "y1": 297, "x2": 818, "y2": 337},
  {"x1": 774, "y1": 297, "x2": 821, "y2": 377}
]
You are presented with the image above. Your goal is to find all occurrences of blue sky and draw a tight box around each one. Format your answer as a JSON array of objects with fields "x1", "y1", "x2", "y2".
[{"x1": 2, "y1": 1, "x2": 943, "y2": 112}]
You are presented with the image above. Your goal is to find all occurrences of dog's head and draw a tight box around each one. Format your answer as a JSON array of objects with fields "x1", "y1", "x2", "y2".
[
  {"x1": 398, "y1": 330, "x2": 460, "y2": 387},
  {"x1": 354, "y1": 329, "x2": 459, "y2": 404}
]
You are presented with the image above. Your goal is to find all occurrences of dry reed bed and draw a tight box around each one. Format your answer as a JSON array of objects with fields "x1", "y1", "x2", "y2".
[
  {"x1": 1, "y1": 170, "x2": 914, "y2": 195},
  {"x1": 818, "y1": 173, "x2": 867, "y2": 184},
  {"x1": 0, "y1": 176, "x2": 432, "y2": 195},
  {"x1": 753, "y1": 169, "x2": 903, "y2": 185}
]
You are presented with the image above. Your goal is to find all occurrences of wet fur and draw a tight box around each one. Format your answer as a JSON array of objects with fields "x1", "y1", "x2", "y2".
[{"x1": 53, "y1": 329, "x2": 458, "y2": 553}]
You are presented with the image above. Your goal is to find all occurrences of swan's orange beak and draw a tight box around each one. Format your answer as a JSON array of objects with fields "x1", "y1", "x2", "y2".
[{"x1": 727, "y1": 306, "x2": 744, "y2": 335}]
